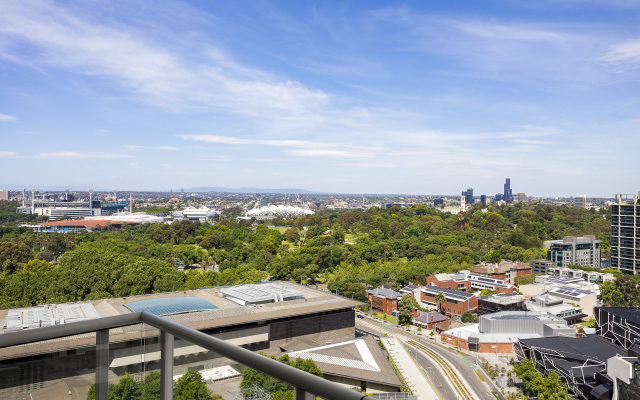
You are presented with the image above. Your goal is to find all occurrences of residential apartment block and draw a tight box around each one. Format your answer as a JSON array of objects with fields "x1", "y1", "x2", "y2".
[{"x1": 611, "y1": 193, "x2": 640, "y2": 275}]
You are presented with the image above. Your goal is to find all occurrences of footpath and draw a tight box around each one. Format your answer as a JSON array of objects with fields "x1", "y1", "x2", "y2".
[{"x1": 381, "y1": 337, "x2": 439, "y2": 400}]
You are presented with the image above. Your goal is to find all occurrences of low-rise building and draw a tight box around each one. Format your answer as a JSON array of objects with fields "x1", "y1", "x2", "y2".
[
  {"x1": 419, "y1": 286, "x2": 478, "y2": 320},
  {"x1": 426, "y1": 271, "x2": 514, "y2": 294},
  {"x1": 525, "y1": 294, "x2": 587, "y2": 324},
  {"x1": 442, "y1": 311, "x2": 575, "y2": 353},
  {"x1": 473, "y1": 261, "x2": 531, "y2": 283},
  {"x1": 367, "y1": 287, "x2": 403, "y2": 317},
  {"x1": 412, "y1": 311, "x2": 448, "y2": 331},
  {"x1": 477, "y1": 293, "x2": 525, "y2": 315},
  {"x1": 530, "y1": 259, "x2": 555, "y2": 275}
]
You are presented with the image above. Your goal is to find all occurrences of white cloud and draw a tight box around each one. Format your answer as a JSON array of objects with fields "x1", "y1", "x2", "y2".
[
  {"x1": 0, "y1": 1, "x2": 331, "y2": 118},
  {"x1": 0, "y1": 114, "x2": 18, "y2": 122},
  {"x1": 34, "y1": 152, "x2": 134, "y2": 159},
  {"x1": 601, "y1": 39, "x2": 640, "y2": 64},
  {"x1": 284, "y1": 149, "x2": 373, "y2": 158},
  {"x1": 177, "y1": 134, "x2": 336, "y2": 148},
  {"x1": 121, "y1": 145, "x2": 145, "y2": 151},
  {"x1": 0, "y1": 151, "x2": 19, "y2": 158},
  {"x1": 157, "y1": 146, "x2": 179, "y2": 150}
]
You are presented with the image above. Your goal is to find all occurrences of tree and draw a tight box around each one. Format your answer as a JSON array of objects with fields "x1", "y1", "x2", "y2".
[
  {"x1": 435, "y1": 292, "x2": 446, "y2": 314},
  {"x1": 514, "y1": 273, "x2": 537, "y2": 286},
  {"x1": 141, "y1": 371, "x2": 161, "y2": 400},
  {"x1": 398, "y1": 294, "x2": 416, "y2": 325},
  {"x1": 173, "y1": 370, "x2": 212, "y2": 400},
  {"x1": 285, "y1": 228, "x2": 299, "y2": 243},
  {"x1": 461, "y1": 312, "x2": 474, "y2": 323}
]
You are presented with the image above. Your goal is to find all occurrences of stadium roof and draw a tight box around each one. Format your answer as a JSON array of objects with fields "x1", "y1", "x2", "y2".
[{"x1": 124, "y1": 297, "x2": 219, "y2": 316}]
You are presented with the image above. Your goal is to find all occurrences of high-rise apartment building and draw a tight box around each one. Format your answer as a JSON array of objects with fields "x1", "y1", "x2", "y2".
[
  {"x1": 574, "y1": 195, "x2": 587, "y2": 209},
  {"x1": 504, "y1": 179, "x2": 512, "y2": 203},
  {"x1": 517, "y1": 192, "x2": 527, "y2": 203},
  {"x1": 546, "y1": 236, "x2": 601, "y2": 268},
  {"x1": 611, "y1": 194, "x2": 640, "y2": 275},
  {"x1": 462, "y1": 188, "x2": 474, "y2": 205},
  {"x1": 480, "y1": 195, "x2": 487, "y2": 205},
  {"x1": 0, "y1": 190, "x2": 8, "y2": 201}
]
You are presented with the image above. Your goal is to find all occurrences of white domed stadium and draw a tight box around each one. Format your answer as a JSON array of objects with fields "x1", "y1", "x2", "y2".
[{"x1": 244, "y1": 204, "x2": 314, "y2": 220}]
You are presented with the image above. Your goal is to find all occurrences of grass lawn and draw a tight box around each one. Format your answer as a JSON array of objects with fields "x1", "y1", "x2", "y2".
[
  {"x1": 271, "y1": 226, "x2": 291, "y2": 233},
  {"x1": 373, "y1": 312, "x2": 398, "y2": 324}
]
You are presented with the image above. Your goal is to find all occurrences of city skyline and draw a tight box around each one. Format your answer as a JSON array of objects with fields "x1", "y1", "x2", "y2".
[{"x1": 1, "y1": 1, "x2": 639, "y2": 196}]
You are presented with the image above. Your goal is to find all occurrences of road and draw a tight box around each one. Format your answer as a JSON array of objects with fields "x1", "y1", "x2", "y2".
[{"x1": 356, "y1": 316, "x2": 502, "y2": 400}]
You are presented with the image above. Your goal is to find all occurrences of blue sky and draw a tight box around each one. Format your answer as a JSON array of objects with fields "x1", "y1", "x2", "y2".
[{"x1": 1, "y1": 0, "x2": 639, "y2": 196}]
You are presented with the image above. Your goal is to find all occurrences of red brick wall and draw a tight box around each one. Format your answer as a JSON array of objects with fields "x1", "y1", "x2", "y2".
[
  {"x1": 368, "y1": 294, "x2": 398, "y2": 316},
  {"x1": 426, "y1": 276, "x2": 459, "y2": 290},
  {"x1": 420, "y1": 292, "x2": 478, "y2": 316},
  {"x1": 440, "y1": 334, "x2": 515, "y2": 353}
]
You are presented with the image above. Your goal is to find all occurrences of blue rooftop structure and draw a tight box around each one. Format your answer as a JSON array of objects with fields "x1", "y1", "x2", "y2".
[{"x1": 124, "y1": 297, "x2": 218, "y2": 316}]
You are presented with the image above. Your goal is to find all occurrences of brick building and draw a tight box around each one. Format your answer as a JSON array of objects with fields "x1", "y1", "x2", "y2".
[
  {"x1": 426, "y1": 272, "x2": 514, "y2": 294},
  {"x1": 367, "y1": 287, "x2": 403, "y2": 316},
  {"x1": 472, "y1": 261, "x2": 531, "y2": 283},
  {"x1": 442, "y1": 311, "x2": 575, "y2": 353},
  {"x1": 412, "y1": 311, "x2": 449, "y2": 331},
  {"x1": 420, "y1": 286, "x2": 478, "y2": 320}
]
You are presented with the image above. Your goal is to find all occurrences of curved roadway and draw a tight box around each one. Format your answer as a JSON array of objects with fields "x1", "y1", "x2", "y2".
[{"x1": 356, "y1": 315, "x2": 504, "y2": 400}]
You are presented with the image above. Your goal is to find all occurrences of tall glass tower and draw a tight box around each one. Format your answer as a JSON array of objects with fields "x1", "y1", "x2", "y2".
[{"x1": 503, "y1": 178, "x2": 512, "y2": 203}]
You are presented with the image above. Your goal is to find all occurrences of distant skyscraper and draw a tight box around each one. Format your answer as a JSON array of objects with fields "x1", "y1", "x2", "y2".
[
  {"x1": 462, "y1": 188, "x2": 474, "y2": 205},
  {"x1": 503, "y1": 178, "x2": 512, "y2": 203},
  {"x1": 611, "y1": 194, "x2": 640, "y2": 275},
  {"x1": 480, "y1": 195, "x2": 487, "y2": 205},
  {"x1": 433, "y1": 198, "x2": 444, "y2": 206}
]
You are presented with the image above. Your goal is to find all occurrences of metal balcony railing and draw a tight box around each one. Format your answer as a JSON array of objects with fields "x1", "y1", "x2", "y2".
[{"x1": 0, "y1": 311, "x2": 373, "y2": 400}]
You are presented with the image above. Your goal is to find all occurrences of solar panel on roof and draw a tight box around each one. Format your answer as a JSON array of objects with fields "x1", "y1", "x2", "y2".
[{"x1": 124, "y1": 297, "x2": 218, "y2": 316}]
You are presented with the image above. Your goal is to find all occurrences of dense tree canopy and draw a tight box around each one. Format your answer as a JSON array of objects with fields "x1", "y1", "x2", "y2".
[{"x1": 0, "y1": 202, "x2": 611, "y2": 307}]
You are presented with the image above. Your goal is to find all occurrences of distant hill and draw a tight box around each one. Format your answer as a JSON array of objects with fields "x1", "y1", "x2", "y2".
[{"x1": 185, "y1": 187, "x2": 324, "y2": 194}]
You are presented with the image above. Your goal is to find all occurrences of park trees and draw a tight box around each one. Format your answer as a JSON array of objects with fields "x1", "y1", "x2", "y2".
[{"x1": 398, "y1": 293, "x2": 416, "y2": 325}]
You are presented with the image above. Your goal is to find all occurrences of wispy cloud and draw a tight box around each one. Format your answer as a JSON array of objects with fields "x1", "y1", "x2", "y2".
[
  {"x1": 0, "y1": 151, "x2": 19, "y2": 158},
  {"x1": 284, "y1": 149, "x2": 373, "y2": 158},
  {"x1": 0, "y1": 113, "x2": 18, "y2": 122},
  {"x1": 0, "y1": 1, "x2": 332, "y2": 118},
  {"x1": 177, "y1": 134, "x2": 337, "y2": 148},
  {"x1": 34, "y1": 152, "x2": 135, "y2": 159},
  {"x1": 157, "y1": 146, "x2": 179, "y2": 150},
  {"x1": 601, "y1": 39, "x2": 640, "y2": 64},
  {"x1": 121, "y1": 145, "x2": 145, "y2": 151}
]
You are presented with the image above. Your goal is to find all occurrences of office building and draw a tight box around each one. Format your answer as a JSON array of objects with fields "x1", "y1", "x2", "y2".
[
  {"x1": 0, "y1": 190, "x2": 8, "y2": 201},
  {"x1": 462, "y1": 188, "x2": 474, "y2": 205},
  {"x1": 611, "y1": 194, "x2": 640, "y2": 275},
  {"x1": 575, "y1": 194, "x2": 587, "y2": 209},
  {"x1": 433, "y1": 198, "x2": 444, "y2": 206},
  {"x1": 419, "y1": 286, "x2": 478, "y2": 320},
  {"x1": 504, "y1": 178, "x2": 512, "y2": 203},
  {"x1": 517, "y1": 192, "x2": 527, "y2": 203},
  {"x1": 480, "y1": 194, "x2": 487, "y2": 205},
  {"x1": 546, "y1": 235, "x2": 601, "y2": 268}
]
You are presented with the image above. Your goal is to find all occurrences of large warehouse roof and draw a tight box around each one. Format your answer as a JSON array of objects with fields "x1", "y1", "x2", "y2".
[{"x1": 124, "y1": 297, "x2": 218, "y2": 316}]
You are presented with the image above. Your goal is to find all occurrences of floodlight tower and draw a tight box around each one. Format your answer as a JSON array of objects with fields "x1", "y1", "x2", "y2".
[
  {"x1": 113, "y1": 190, "x2": 117, "y2": 202},
  {"x1": 31, "y1": 188, "x2": 36, "y2": 212},
  {"x1": 22, "y1": 188, "x2": 26, "y2": 209},
  {"x1": 129, "y1": 192, "x2": 133, "y2": 213}
]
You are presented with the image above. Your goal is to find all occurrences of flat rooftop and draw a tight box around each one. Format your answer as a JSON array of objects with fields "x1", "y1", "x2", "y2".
[{"x1": 0, "y1": 282, "x2": 361, "y2": 359}]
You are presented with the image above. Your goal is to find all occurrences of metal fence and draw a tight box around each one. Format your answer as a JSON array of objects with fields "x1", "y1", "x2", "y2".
[{"x1": 0, "y1": 311, "x2": 372, "y2": 400}]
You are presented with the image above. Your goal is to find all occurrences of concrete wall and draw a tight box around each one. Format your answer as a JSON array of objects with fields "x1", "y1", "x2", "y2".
[{"x1": 268, "y1": 309, "x2": 355, "y2": 351}]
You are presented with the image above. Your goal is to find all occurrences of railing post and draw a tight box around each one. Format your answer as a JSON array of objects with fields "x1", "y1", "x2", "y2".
[
  {"x1": 294, "y1": 387, "x2": 315, "y2": 400},
  {"x1": 95, "y1": 329, "x2": 109, "y2": 400},
  {"x1": 160, "y1": 331, "x2": 174, "y2": 400}
]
